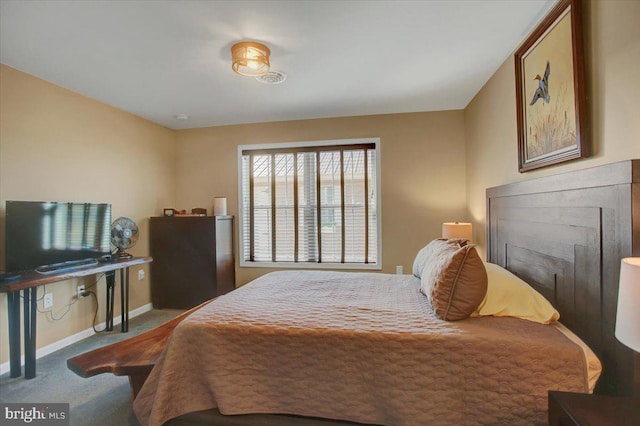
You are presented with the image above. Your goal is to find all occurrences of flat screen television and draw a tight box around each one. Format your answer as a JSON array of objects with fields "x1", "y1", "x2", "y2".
[{"x1": 5, "y1": 201, "x2": 112, "y2": 273}]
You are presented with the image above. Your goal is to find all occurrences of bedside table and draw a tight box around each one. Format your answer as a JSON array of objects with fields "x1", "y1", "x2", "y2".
[{"x1": 548, "y1": 391, "x2": 640, "y2": 425}]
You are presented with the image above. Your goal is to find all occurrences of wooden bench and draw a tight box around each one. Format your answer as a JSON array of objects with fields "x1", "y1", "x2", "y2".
[{"x1": 67, "y1": 300, "x2": 212, "y2": 399}]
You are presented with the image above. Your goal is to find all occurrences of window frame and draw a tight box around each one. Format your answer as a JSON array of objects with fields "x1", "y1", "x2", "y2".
[{"x1": 237, "y1": 138, "x2": 382, "y2": 270}]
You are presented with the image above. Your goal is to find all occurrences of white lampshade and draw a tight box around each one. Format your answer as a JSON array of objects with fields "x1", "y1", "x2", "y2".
[
  {"x1": 442, "y1": 222, "x2": 472, "y2": 242},
  {"x1": 615, "y1": 257, "x2": 640, "y2": 353}
]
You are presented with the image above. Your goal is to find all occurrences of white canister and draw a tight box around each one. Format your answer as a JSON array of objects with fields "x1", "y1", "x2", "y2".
[{"x1": 214, "y1": 197, "x2": 227, "y2": 216}]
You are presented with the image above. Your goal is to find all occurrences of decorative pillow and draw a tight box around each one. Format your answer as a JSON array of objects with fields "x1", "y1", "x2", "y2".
[
  {"x1": 471, "y1": 262, "x2": 560, "y2": 324},
  {"x1": 418, "y1": 239, "x2": 488, "y2": 321}
]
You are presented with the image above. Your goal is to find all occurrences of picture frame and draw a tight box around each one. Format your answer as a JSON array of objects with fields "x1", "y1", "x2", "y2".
[{"x1": 514, "y1": 0, "x2": 587, "y2": 173}]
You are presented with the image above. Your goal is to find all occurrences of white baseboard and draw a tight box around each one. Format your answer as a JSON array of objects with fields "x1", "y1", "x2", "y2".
[{"x1": 0, "y1": 303, "x2": 153, "y2": 376}]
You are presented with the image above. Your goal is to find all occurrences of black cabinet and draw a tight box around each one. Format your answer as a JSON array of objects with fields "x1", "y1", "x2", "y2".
[{"x1": 150, "y1": 216, "x2": 235, "y2": 309}]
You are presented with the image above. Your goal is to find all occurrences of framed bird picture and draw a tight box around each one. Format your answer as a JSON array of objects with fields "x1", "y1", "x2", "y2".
[{"x1": 514, "y1": 0, "x2": 587, "y2": 172}]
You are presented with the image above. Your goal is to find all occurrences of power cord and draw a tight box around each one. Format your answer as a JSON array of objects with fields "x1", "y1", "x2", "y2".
[
  {"x1": 37, "y1": 295, "x2": 79, "y2": 320},
  {"x1": 35, "y1": 273, "x2": 105, "y2": 324},
  {"x1": 84, "y1": 290, "x2": 106, "y2": 333},
  {"x1": 19, "y1": 285, "x2": 47, "y2": 301},
  {"x1": 83, "y1": 272, "x2": 105, "y2": 292},
  {"x1": 86, "y1": 272, "x2": 105, "y2": 332}
]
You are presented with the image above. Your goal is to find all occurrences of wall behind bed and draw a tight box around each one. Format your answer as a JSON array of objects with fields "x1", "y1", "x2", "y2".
[
  {"x1": 465, "y1": 0, "x2": 640, "y2": 258},
  {"x1": 175, "y1": 111, "x2": 466, "y2": 286}
]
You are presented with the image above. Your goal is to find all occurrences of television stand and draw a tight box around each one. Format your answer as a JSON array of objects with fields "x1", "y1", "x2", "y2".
[{"x1": 0, "y1": 256, "x2": 152, "y2": 380}]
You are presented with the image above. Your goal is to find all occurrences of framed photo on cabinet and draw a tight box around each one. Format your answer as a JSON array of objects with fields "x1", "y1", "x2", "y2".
[{"x1": 514, "y1": 0, "x2": 587, "y2": 172}]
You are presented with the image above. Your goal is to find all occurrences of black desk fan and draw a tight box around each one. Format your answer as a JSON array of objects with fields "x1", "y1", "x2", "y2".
[{"x1": 111, "y1": 217, "x2": 139, "y2": 259}]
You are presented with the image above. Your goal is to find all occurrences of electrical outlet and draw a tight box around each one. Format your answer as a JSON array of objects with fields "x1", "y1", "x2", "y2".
[
  {"x1": 396, "y1": 265, "x2": 403, "y2": 275},
  {"x1": 77, "y1": 285, "x2": 85, "y2": 298},
  {"x1": 43, "y1": 293, "x2": 53, "y2": 309},
  {"x1": 138, "y1": 269, "x2": 145, "y2": 281}
]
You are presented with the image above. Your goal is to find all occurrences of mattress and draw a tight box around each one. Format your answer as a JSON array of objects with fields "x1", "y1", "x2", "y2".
[{"x1": 134, "y1": 270, "x2": 592, "y2": 426}]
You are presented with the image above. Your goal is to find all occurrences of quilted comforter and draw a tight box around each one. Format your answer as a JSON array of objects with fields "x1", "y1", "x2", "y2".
[{"x1": 134, "y1": 271, "x2": 589, "y2": 426}]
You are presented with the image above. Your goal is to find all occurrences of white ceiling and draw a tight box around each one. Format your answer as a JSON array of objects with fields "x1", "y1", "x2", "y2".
[{"x1": 0, "y1": 0, "x2": 554, "y2": 130}]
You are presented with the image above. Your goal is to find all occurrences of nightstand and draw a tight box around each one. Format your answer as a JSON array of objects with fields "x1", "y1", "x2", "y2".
[{"x1": 548, "y1": 391, "x2": 640, "y2": 425}]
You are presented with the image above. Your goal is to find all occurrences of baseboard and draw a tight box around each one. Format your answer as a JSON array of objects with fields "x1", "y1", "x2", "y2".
[{"x1": 0, "y1": 303, "x2": 153, "y2": 376}]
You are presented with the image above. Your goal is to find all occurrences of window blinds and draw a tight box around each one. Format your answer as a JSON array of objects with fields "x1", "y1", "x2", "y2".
[{"x1": 241, "y1": 143, "x2": 377, "y2": 265}]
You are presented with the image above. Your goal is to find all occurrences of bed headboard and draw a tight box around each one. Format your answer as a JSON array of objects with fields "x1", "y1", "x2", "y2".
[{"x1": 486, "y1": 159, "x2": 639, "y2": 396}]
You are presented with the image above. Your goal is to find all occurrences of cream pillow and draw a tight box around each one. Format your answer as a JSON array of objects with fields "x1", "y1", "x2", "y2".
[
  {"x1": 418, "y1": 239, "x2": 487, "y2": 321},
  {"x1": 412, "y1": 241, "x2": 435, "y2": 278},
  {"x1": 472, "y1": 262, "x2": 560, "y2": 324}
]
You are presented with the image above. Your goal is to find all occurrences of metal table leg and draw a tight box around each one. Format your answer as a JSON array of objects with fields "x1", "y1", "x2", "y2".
[
  {"x1": 105, "y1": 270, "x2": 115, "y2": 331},
  {"x1": 120, "y1": 267, "x2": 129, "y2": 332},
  {"x1": 7, "y1": 291, "x2": 21, "y2": 377},
  {"x1": 23, "y1": 287, "x2": 37, "y2": 379}
]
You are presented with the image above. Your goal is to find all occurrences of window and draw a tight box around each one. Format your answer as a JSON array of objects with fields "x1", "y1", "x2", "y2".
[{"x1": 238, "y1": 138, "x2": 380, "y2": 268}]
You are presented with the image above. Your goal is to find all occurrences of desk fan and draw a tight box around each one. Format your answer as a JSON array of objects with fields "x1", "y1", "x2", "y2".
[{"x1": 111, "y1": 217, "x2": 139, "y2": 259}]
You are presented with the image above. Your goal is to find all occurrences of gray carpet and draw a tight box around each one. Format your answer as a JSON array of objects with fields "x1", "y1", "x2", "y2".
[{"x1": 0, "y1": 309, "x2": 184, "y2": 426}]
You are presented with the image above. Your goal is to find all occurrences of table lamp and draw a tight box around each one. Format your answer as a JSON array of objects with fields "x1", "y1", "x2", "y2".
[
  {"x1": 615, "y1": 257, "x2": 640, "y2": 353},
  {"x1": 442, "y1": 222, "x2": 473, "y2": 242}
]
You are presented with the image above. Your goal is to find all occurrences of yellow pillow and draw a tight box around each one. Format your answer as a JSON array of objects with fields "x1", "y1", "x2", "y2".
[{"x1": 471, "y1": 262, "x2": 560, "y2": 324}]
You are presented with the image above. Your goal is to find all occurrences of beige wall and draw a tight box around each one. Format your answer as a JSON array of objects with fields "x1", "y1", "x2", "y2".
[
  {"x1": 464, "y1": 0, "x2": 640, "y2": 258},
  {"x1": 0, "y1": 65, "x2": 176, "y2": 366},
  {"x1": 175, "y1": 111, "x2": 467, "y2": 285}
]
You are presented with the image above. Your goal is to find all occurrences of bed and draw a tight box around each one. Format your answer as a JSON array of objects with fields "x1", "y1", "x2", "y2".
[{"x1": 134, "y1": 159, "x2": 639, "y2": 426}]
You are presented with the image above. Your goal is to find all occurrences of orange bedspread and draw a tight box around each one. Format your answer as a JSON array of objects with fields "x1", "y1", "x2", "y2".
[{"x1": 134, "y1": 271, "x2": 588, "y2": 426}]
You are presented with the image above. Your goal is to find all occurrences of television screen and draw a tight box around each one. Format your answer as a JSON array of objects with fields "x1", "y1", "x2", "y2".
[{"x1": 5, "y1": 201, "x2": 112, "y2": 273}]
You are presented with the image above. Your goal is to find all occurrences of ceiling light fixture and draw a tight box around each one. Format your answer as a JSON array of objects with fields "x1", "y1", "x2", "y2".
[{"x1": 231, "y1": 41, "x2": 270, "y2": 77}]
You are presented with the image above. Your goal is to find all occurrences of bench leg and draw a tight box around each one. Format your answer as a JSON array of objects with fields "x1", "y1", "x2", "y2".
[{"x1": 128, "y1": 373, "x2": 151, "y2": 399}]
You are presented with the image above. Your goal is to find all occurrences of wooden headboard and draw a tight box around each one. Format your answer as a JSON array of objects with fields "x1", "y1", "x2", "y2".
[{"x1": 486, "y1": 159, "x2": 639, "y2": 396}]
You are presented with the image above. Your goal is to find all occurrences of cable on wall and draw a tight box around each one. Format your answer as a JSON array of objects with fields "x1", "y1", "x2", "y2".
[{"x1": 35, "y1": 273, "x2": 105, "y2": 324}]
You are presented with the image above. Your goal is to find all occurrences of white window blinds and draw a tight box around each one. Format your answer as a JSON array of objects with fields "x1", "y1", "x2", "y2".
[{"x1": 240, "y1": 140, "x2": 379, "y2": 267}]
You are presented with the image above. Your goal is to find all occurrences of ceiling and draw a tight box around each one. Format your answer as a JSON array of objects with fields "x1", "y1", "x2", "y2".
[{"x1": 0, "y1": 0, "x2": 554, "y2": 130}]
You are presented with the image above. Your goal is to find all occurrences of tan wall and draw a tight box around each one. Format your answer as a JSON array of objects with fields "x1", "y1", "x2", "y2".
[
  {"x1": 0, "y1": 65, "x2": 176, "y2": 366},
  {"x1": 464, "y1": 0, "x2": 640, "y2": 258},
  {"x1": 175, "y1": 111, "x2": 467, "y2": 285}
]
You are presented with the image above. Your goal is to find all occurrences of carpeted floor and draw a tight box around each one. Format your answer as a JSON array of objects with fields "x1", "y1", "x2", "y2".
[{"x1": 0, "y1": 308, "x2": 184, "y2": 426}]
